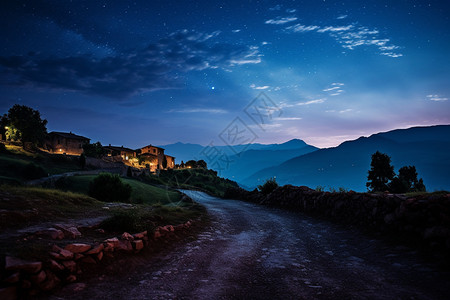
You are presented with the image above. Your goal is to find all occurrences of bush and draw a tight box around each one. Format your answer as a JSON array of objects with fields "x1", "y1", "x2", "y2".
[
  {"x1": 258, "y1": 177, "x2": 279, "y2": 195},
  {"x1": 88, "y1": 173, "x2": 132, "y2": 202},
  {"x1": 21, "y1": 163, "x2": 47, "y2": 180},
  {"x1": 0, "y1": 143, "x2": 7, "y2": 153}
]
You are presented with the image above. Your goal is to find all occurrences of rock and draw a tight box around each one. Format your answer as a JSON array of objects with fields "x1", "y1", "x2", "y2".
[
  {"x1": 59, "y1": 249, "x2": 74, "y2": 260},
  {"x1": 80, "y1": 256, "x2": 96, "y2": 264},
  {"x1": 39, "y1": 270, "x2": 61, "y2": 291},
  {"x1": 52, "y1": 244, "x2": 63, "y2": 252},
  {"x1": 66, "y1": 282, "x2": 86, "y2": 292},
  {"x1": 21, "y1": 279, "x2": 32, "y2": 289},
  {"x1": 121, "y1": 232, "x2": 134, "y2": 240},
  {"x1": 97, "y1": 251, "x2": 104, "y2": 261},
  {"x1": 66, "y1": 275, "x2": 77, "y2": 283},
  {"x1": 133, "y1": 231, "x2": 147, "y2": 239},
  {"x1": 74, "y1": 254, "x2": 84, "y2": 260},
  {"x1": 54, "y1": 224, "x2": 82, "y2": 238},
  {"x1": 95, "y1": 228, "x2": 105, "y2": 234},
  {"x1": 118, "y1": 240, "x2": 133, "y2": 252},
  {"x1": 4, "y1": 272, "x2": 20, "y2": 284},
  {"x1": 49, "y1": 259, "x2": 64, "y2": 272},
  {"x1": 36, "y1": 228, "x2": 64, "y2": 240},
  {"x1": 86, "y1": 244, "x2": 104, "y2": 255},
  {"x1": 153, "y1": 230, "x2": 161, "y2": 239},
  {"x1": 62, "y1": 260, "x2": 77, "y2": 273},
  {"x1": 133, "y1": 240, "x2": 144, "y2": 251},
  {"x1": 0, "y1": 286, "x2": 17, "y2": 300},
  {"x1": 30, "y1": 270, "x2": 47, "y2": 284},
  {"x1": 105, "y1": 237, "x2": 119, "y2": 248},
  {"x1": 5, "y1": 256, "x2": 42, "y2": 274},
  {"x1": 65, "y1": 243, "x2": 91, "y2": 254}
]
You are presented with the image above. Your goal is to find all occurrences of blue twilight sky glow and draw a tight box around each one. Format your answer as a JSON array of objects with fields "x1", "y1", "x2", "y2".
[{"x1": 1, "y1": 0, "x2": 449, "y2": 148}]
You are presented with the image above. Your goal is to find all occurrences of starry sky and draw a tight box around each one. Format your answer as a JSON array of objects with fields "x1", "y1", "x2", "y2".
[{"x1": 1, "y1": 0, "x2": 449, "y2": 149}]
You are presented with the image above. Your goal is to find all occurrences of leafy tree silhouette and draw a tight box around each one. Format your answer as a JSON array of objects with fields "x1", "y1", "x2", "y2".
[
  {"x1": 2, "y1": 104, "x2": 48, "y2": 147},
  {"x1": 389, "y1": 165, "x2": 426, "y2": 193},
  {"x1": 366, "y1": 151, "x2": 395, "y2": 192}
]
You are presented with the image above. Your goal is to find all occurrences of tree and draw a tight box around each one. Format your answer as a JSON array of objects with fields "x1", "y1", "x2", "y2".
[
  {"x1": 185, "y1": 160, "x2": 197, "y2": 168},
  {"x1": 197, "y1": 159, "x2": 207, "y2": 169},
  {"x1": 2, "y1": 104, "x2": 48, "y2": 146},
  {"x1": 82, "y1": 142, "x2": 106, "y2": 158},
  {"x1": 366, "y1": 151, "x2": 395, "y2": 192},
  {"x1": 258, "y1": 177, "x2": 279, "y2": 195},
  {"x1": 389, "y1": 165, "x2": 426, "y2": 193}
]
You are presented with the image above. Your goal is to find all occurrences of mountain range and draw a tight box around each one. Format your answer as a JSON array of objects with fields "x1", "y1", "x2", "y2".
[{"x1": 161, "y1": 125, "x2": 450, "y2": 192}]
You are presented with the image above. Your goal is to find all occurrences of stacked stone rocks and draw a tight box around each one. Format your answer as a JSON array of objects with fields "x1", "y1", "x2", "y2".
[{"x1": 0, "y1": 220, "x2": 194, "y2": 299}]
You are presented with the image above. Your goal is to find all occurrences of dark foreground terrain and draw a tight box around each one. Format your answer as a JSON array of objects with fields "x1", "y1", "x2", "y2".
[{"x1": 50, "y1": 190, "x2": 450, "y2": 299}]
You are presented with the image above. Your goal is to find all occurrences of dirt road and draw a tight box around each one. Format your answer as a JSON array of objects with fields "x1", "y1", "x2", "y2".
[{"x1": 51, "y1": 190, "x2": 450, "y2": 299}]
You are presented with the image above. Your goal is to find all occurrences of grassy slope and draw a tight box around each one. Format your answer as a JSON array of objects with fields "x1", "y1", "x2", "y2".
[
  {"x1": 62, "y1": 175, "x2": 181, "y2": 204},
  {"x1": 0, "y1": 145, "x2": 82, "y2": 183}
]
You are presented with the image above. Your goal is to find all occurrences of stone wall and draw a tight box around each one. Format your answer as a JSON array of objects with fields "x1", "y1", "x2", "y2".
[
  {"x1": 225, "y1": 185, "x2": 450, "y2": 254},
  {"x1": 0, "y1": 220, "x2": 195, "y2": 299}
]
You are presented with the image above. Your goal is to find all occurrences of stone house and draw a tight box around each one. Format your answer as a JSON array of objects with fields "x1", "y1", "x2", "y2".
[
  {"x1": 103, "y1": 145, "x2": 136, "y2": 162},
  {"x1": 165, "y1": 155, "x2": 175, "y2": 169},
  {"x1": 139, "y1": 145, "x2": 176, "y2": 172},
  {"x1": 45, "y1": 131, "x2": 90, "y2": 155}
]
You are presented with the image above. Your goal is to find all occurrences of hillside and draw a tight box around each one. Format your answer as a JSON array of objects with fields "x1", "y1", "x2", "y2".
[{"x1": 243, "y1": 125, "x2": 450, "y2": 192}]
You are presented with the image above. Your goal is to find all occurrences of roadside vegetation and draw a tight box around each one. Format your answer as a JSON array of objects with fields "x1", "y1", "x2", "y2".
[{"x1": 140, "y1": 168, "x2": 239, "y2": 197}]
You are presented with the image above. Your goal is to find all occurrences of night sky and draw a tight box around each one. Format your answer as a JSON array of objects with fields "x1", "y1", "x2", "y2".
[{"x1": 1, "y1": 0, "x2": 449, "y2": 149}]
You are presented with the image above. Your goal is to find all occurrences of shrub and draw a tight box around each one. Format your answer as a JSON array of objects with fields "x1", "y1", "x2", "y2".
[
  {"x1": 258, "y1": 177, "x2": 279, "y2": 195},
  {"x1": 0, "y1": 143, "x2": 7, "y2": 153},
  {"x1": 21, "y1": 163, "x2": 47, "y2": 180},
  {"x1": 88, "y1": 173, "x2": 132, "y2": 202}
]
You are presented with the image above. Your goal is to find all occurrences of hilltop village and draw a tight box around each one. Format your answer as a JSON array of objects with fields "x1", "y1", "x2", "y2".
[{"x1": 41, "y1": 131, "x2": 176, "y2": 173}]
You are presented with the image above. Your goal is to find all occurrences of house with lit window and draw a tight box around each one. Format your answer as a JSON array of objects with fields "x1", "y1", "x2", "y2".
[
  {"x1": 45, "y1": 131, "x2": 90, "y2": 155},
  {"x1": 103, "y1": 145, "x2": 136, "y2": 161},
  {"x1": 138, "y1": 145, "x2": 175, "y2": 172}
]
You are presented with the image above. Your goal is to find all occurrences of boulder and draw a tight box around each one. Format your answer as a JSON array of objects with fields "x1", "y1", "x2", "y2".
[
  {"x1": 86, "y1": 244, "x2": 104, "y2": 255},
  {"x1": 0, "y1": 286, "x2": 17, "y2": 300},
  {"x1": 121, "y1": 232, "x2": 134, "y2": 241},
  {"x1": 39, "y1": 270, "x2": 61, "y2": 291},
  {"x1": 153, "y1": 230, "x2": 161, "y2": 239},
  {"x1": 80, "y1": 256, "x2": 96, "y2": 264},
  {"x1": 36, "y1": 228, "x2": 64, "y2": 240},
  {"x1": 118, "y1": 240, "x2": 133, "y2": 252},
  {"x1": 97, "y1": 251, "x2": 104, "y2": 261},
  {"x1": 133, "y1": 231, "x2": 147, "y2": 239},
  {"x1": 5, "y1": 256, "x2": 42, "y2": 274},
  {"x1": 58, "y1": 249, "x2": 74, "y2": 260},
  {"x1": 49, "y1": 259, "x2": 64, "y2": 272},
  {"x1": 30, "y1": 270, "x2": 47, "y2": 284},
  {"x1": 133, "y1": 240, "x2": 144, "y2": 251},
  {"x1": 54, "y1": 224, "x2": 82, "y2": 238},
  {"x1": 62, "y1": 260, "x2": 77, "y2": 273},
  {"x1": 65, "y1": 275, "x2": 77, "y2": 283},
  {"x1": 4, "y1": 272, "x2": 20, "y2": 284},
  {"x1": 64, "y1": 243, "x2": 91, "y2": 254}
]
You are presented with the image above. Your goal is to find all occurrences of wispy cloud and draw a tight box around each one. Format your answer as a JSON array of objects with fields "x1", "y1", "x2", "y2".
[
  {"x1": 265, "y1": 17, "x2": 298, "y2": 25},
  {"x1": 169, "y1": 108, "x2": 228, "y2": 114},
  {"x1": 0, "y1": 29, "x2": 262, "y2": 98},
  {"x1": 232, "y1": 29, "x2": 241, "y2": 33},
  {"x1": 274, "y1": 117, "x2": 302, "y2": 121},
  {"x1": 286, "y1": 24, "x2": 320, "y2": 32},
  {"x1": 339, "y1": 108, "x2": 353, "y2": 113},
  {"x1": 269, "y1": 5, "x2": 282, "y2": 11},
  {"x1": 283, "y1": 21, "x2": 403, "y2": 57},
  {"x1": 296, "y1": 99, "x2": 325, "y2": 106},
  {"x1": 286, "y1": 9, "x2": 297, "y2": 13},
  {"x1": 250, "y1": 84, "x2": 270, "y2": 90},
  {"x1": 426, "y1": 94, "x2": 448, "y2": 101},
  {"x1": 323, "y1": 83, "x2": 345, "y2": 96},
  {"x1": 337, "y1": 15, "x2": 348, "y2": 20}
]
